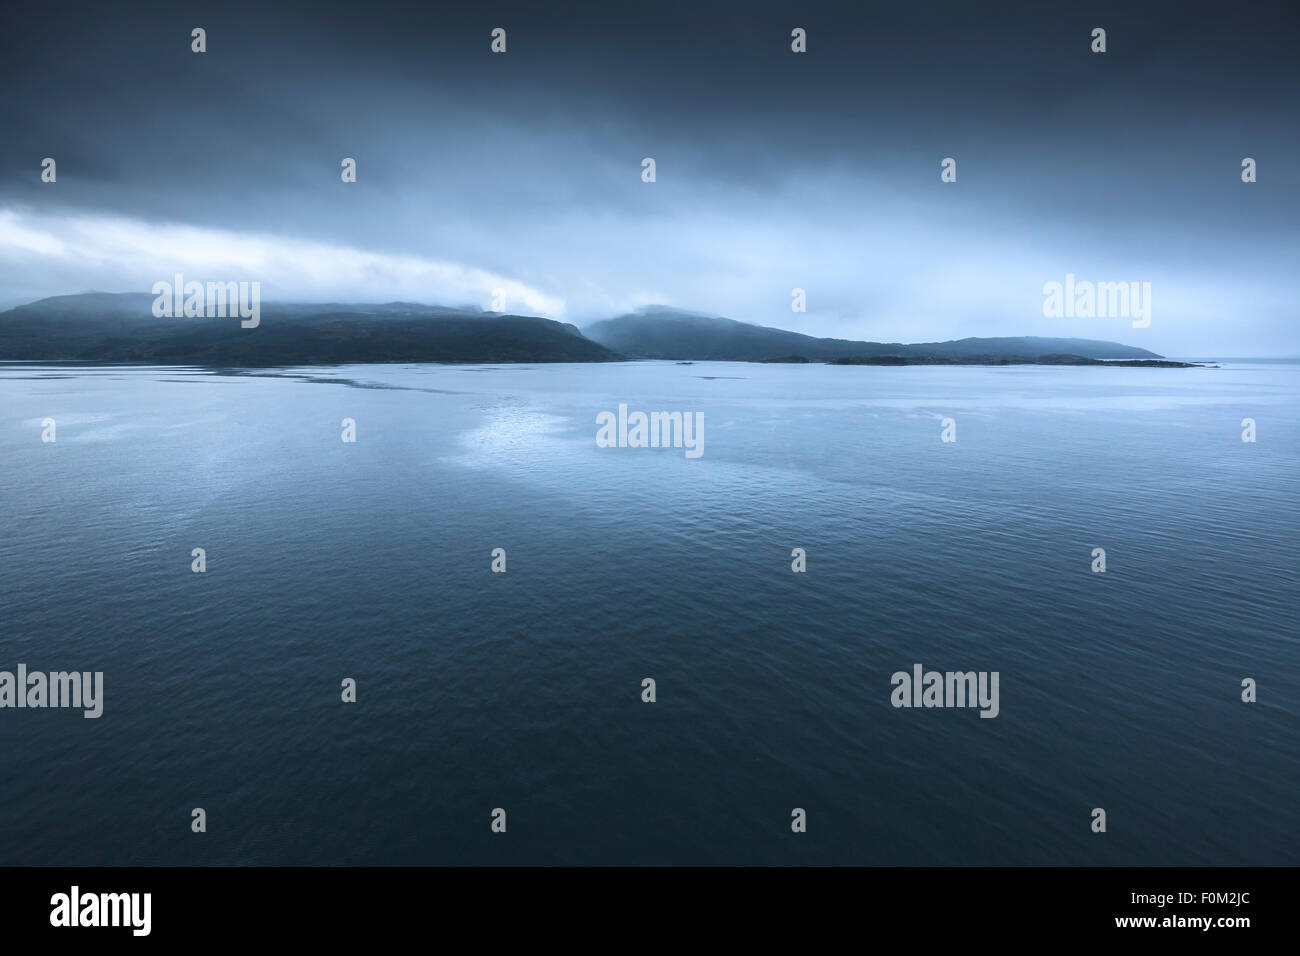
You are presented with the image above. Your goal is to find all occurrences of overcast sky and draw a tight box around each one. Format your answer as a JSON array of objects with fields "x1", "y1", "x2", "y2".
[{"x1": 1, "y1": 0, "x2": 1295, "y2": 355}]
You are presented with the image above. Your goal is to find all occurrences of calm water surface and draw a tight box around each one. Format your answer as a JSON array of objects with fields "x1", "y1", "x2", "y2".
[{"x1": 1, "y1": 360, "x2": 1296, "y2": 864}]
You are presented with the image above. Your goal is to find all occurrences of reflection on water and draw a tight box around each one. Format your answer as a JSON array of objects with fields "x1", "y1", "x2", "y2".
[{"x1": 0, "y1": 361, "x2": 1296, "y2": 865}]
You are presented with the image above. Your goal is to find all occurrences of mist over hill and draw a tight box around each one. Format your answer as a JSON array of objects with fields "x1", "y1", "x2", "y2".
[
  {"x1": 582, "y1": 308, "x2": 1164, "y2": 362},
  {"x1": 0, "y1": 294, "x2": 1173, "y2": 366},
  {"x1": 0, "y1": 293, "x2": 618, "y2": 365}
]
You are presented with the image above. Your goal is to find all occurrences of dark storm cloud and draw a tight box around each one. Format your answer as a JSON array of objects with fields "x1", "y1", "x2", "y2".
[{"x1": 0, "y1": 0, "x2": 1296, "y2": 352}]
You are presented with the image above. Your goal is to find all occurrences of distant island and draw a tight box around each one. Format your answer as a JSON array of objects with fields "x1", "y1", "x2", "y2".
[
  {"x1": 582, "y1": 307, "x2": 1185, "y2": 364},
  {"x1": 763, "y1": 354, "x2": 1198, "y2": 367},
  {"x1": 0, "y1": 293, "x2": 1201, "y2": 368},
  {"x1": 825, "y1": 355, "x2": 1199, "y2": 368}
]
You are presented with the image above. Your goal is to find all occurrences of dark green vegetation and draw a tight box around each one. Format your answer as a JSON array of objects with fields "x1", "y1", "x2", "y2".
[
  {"x1": 584, "y1": 307, "x2": 1165, "y2": 362},
  {"x1": 1, "y1": 294, "x2": 1188, "y2": 367},
  {"x1": 829, "y1": 354, "x2": 1200, "y2": 368},
  {"x1": 0, "y1": 293, "x2": 619, "y2": 365}
]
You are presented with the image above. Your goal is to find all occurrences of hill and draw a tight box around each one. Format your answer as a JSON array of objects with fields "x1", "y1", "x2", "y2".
[
  {"x1": 0, "y1": 294, "x2": 1175, "y2": 367},
  {"x1": 0, "y1": 293, "x2": 620, "y2": 365},
  {"x1": 582, "y1": 307, "x2": 1163, "y2": 362}
]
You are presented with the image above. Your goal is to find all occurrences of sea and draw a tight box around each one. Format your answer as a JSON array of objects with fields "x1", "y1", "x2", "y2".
[{"x1": 1, "y1": 359, "x2": 1296, "y2": 865}]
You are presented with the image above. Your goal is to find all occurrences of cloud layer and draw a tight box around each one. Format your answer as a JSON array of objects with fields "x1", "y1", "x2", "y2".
[{"x1": 1, "y1": 0, "x2": 1295, "y2": 354}]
